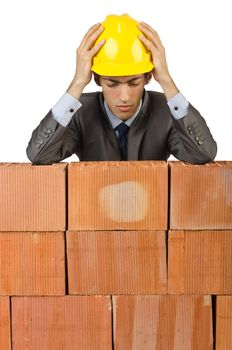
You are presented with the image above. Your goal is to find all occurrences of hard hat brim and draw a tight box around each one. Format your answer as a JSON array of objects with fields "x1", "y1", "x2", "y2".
[{"x1": 92, "y1": 61, "x2": 154, "y2": 76}]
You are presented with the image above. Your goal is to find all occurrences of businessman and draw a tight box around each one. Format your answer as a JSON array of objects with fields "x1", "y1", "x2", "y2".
[{"x1": 26, "y1": 14, "x2": 217, "y2": 164}]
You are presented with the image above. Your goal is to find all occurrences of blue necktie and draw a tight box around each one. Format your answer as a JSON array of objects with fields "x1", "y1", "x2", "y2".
[{"x1": 114, "y1": 122, "x2": 130, "y2": 160}]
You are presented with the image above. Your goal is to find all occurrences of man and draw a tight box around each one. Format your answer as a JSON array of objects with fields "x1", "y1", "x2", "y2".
[{"x1": 26, "y1": 14, "x2": 217, "y2": 164}]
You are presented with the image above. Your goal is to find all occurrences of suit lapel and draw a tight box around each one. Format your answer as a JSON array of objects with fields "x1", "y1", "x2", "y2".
[
  {"x1": 127, "y1": 91, "x2": 151, "y2": 160},
  {"x1": 98, "y1": 94, "x2": 121, "y2": 159}
]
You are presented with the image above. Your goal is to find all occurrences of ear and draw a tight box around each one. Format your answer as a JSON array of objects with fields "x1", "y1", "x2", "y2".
[{"x1": 145, "y1": 72, "x2": 152, "y2": 85}]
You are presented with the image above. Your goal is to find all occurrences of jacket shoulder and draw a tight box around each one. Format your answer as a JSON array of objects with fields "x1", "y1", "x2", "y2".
[
  {"x1": 146, "y1": 90, "x2": 171, "y2": 116},
  {"x1": 79, "y1": 91, "x2": 101, "y2": 105},
  {"x1": 146, "y1": 90, "x2": 166, "y2": 103}
]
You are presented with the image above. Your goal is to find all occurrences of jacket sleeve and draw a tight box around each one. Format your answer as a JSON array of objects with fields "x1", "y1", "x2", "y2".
[
  {"x1": 26, "y1": 111, "x2": 81, "y2": 165},
  {"x1": 168, "y1": 104, "x2": 217, "y2": 164}
]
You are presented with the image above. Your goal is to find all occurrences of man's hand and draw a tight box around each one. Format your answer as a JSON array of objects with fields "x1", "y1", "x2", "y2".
[
  {"x1": 138, "y1": 22, "x2": 179, "y2": 99},
  {"x1": 67, "y1": 23, "x2": 105, "y2": 100}
]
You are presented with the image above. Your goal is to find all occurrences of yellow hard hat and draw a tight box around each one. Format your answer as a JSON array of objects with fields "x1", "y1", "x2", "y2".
[{"x1": 91, "y1": 14, "x2": 154, "y2": 76}]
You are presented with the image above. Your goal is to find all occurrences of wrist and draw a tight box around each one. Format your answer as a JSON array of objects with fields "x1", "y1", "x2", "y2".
[
  {"x1": 159, "y1": 76, "x2": 179, "y2": 99},
  {"x1": 67, "y1": 79, "x2": 87, "y2": 100},
  {"x1": 159, "y1": 75, "x2": 179, "y2": 99}
]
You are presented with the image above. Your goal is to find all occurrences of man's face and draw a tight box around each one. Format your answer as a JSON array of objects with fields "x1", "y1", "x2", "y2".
[{"x1": 99, "y1": 74, "x2": 150, "y2": 121}]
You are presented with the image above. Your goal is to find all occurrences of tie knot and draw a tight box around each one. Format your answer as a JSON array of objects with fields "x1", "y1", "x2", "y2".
[{"x1": 115, "y1": 122, "x2": 129, "y2": 137}]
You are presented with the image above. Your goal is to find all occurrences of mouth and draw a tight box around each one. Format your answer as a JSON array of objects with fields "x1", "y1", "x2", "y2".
[{"x1": 117, "y1": 105, "x2": 133, "y2": 112}]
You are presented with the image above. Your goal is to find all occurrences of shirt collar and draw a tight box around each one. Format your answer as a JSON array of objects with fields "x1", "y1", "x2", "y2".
[{"x1": 104, "y1": 99, "x2": 142, "y2": 129}]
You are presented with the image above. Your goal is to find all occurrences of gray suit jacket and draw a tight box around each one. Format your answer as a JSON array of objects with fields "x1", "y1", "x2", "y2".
[{"x1": 26, "y1": 90, "x2": 217, "y2": 164}]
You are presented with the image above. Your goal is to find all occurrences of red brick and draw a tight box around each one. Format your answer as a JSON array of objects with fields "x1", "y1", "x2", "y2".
[
  {"x1": 216, "y1": 296, "x2": 232, "y2": 349},
  {"x1": 0, "y1": 163, "x2": 67, "y2": 231},
  {"x1": 67, "y1": 230, "x2": 167, "y2": 295},
  {"x1": 168, "y1": 231, "x2": 232, "y2": 294},
  {"x1": 169, "y1": 161, "x2": 232, "y2": 229},
  {"x1": 0, "y1": 297, "x2": 10, "y2": 350},
  {"x1": 12, "y1": 296, "x2": 112, "y2": 350},
  {"x1": 0, "y1": 232, "x2": 65, "y2": 295},
  {"x1": 113, "y1": 295, "x2": 213, "y2": 349},
  {"x1": 68, "y1": 161, "x2": 168, "y2": 230}
]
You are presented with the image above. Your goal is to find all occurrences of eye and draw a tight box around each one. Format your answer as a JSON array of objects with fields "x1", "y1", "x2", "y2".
[
  {"x1": 129, "y1": 82, "x2": 140, "y2": 87},
  {"x1": 107, "y1": 83, "x2": 118, "y2": 87}
]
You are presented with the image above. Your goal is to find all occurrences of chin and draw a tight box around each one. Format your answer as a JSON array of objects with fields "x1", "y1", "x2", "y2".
[
  {"x1": 117, "y1": 114, "x2": 132, "y2": 121},
  {"x1": 114, "y1": 110, "x2": 135, "y2": 120}
]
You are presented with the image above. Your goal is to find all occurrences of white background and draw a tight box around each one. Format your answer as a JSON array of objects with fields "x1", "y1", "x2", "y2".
[{"x1": 0, "y1": 0, "x2": 231, "y2": 162}]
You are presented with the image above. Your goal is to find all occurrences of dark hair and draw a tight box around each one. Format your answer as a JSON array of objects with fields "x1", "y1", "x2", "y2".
[{"x1": 93, "y1": 73, "x2": 101, "y2": 86}]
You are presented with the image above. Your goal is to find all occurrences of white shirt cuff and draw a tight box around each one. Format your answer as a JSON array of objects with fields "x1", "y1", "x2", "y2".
[
  {"x1": 167, "y1": 92, "x2": 189, "y2": 119},
  {"x1": 52, "y1": 92, "x2": 82, "y2": 127}
]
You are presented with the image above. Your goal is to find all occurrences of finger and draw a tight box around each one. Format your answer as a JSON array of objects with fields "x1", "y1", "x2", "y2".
[
  {"x1": 81, "y1": 23, "x2": 101, "y2": 41},
  {"x1": 79, "y1": 23, "x2": 103, "y2": 49},
  {"x1": 139, "y1": 24, "x2": 163, "y2": 48},
  {"x1": 139, "y1": 35, "x2": 160, "y2": 66},
  {"x1": 81, "y1": 26, "x2": 105, "y2": 52},
  {"x1": 139, "y1": 22, "x2": 162, "y2": 41},
  {"x1": 79, "y1": 24, "x2": 102, "y2": 49},
  {"x1": 89, "y1": 39, "x2": 105, "y2": 57},
  {"x1": 139, "y1": 34, "x2": 160, "y2": 55},
  {"x1": 138, "y1": 22, "x2": 163, "y2": 47}
]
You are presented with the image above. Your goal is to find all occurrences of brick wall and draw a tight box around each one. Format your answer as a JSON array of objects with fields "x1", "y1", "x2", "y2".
[{"x1": 0, "y1": 161, "x2": 231, "y2": 349}]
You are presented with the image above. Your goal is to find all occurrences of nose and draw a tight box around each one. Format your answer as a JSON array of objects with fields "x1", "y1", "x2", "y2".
[{"x1": 119, "y1": 84, "x2": 129, "y2": 103}]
